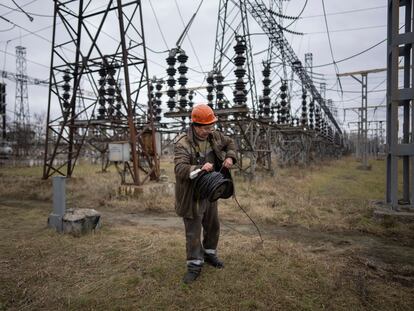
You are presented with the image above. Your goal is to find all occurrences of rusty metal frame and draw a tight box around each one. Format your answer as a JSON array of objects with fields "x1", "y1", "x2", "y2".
[{"x1": 43, "y1": 0, "x2": 159, "y2": 184}]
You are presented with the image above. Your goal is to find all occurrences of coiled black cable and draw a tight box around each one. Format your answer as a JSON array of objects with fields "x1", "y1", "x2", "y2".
[
  {"x1": 194, "y1": 171, "x2": 234, "y2": 202},
  {"x1": 193, "y1": 169, "x2": 264, "y2": 244}
]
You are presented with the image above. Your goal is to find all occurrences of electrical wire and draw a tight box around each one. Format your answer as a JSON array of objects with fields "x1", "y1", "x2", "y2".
[
  {"x1": 321, "y1": 0, "x2": 343, "y2": 96},
  {"x1": 283, "y1": 0, "x2": 309, "y2": 29},
  {"x1": 0, "y1": 25, "x2": 15, "y2": 32},
  {"x1": 307, "y1": 24, "x2": 386, "y2": 35},
  {"x1": 0, "y1": 16, "x2": 52, "y2": 44},
  {"x1": 0, "y1": 3, "x2": 52, "y2": 17},
  {"x1": 148, "y1": 0, "x2": 170, "y2": 50},
  {"x1": 174, "y1": 0, "x2": 206, "y2": 74},
  {"x1": 0, "y1": 0, "x2": 38, "y2": 17},
  {"x1": 11, "y1": 0, "x2": 34, "y2": 21},
  {"x1": 302, "y1": 5, "x2": 386, "y2": 19},
  {"x1": 0, "y1": 48, "x2": 49, "y2": 69},
  {"x1": 233, "y1": 195, "x2": 264, "y2": 244}
]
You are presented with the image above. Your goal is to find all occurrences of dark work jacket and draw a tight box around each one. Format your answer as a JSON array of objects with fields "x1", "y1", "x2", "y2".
[{"x1": 174, "y1": 126, "x2": 237, "y2": 219}]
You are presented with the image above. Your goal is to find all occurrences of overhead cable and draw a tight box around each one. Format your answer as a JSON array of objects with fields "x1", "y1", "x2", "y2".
[
  {"x1": 11, "y1": 0, "x2": 34, "y2": 21},
  {"x1": 148, "y1": 0, "x2": 170, "y2": 50},
  {"x1": 174, "y1": 0, "x2": 206, "y2": 74},
  {"x1": 321, "y1": 0, "x2": 344, "y2": 96},
  {"x1": 0, "y1": 3, "x2": 53, "y2": 18},
  {"x1": 302, "y1": 5, "x2": 386, "y2": 19}
]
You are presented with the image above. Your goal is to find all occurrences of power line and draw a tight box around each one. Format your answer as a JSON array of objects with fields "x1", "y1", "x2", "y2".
[
  {"x1": 0, "y1": 0, "x2": 38, "y2": 17},
  {"x1": 321, "y1": 0, "x2": 343, "y2": 95},
  {"x1": 11, "y1": 0, "x2": 34, "y2": 21},
  {"x1": 148, "y1": 0, "x2": 170, "y2": 50},
  {"x1": 0, "y1": 16, "x2": 52, "y2": 44},
  {"x1": 0, "y1": 3, "x2": 53, "y2": 18},
  {"x1": 307, "y1": 24, "x2": 386, "y2": 35},
  {"x1": 173, "y1": 0, "x2": 206, "y2": 73},
  {"x1": 313, "y1": 37, "x2": 386, "y2": 69},
  {"x1": 302, "y1": 5, "x2": 386, "y2": 19},
  {"x1": 0, "y1": 48, "x2": 49, "y2": 69},
  {"x1": 284, "y1": 0, "x2": 309, "y2": 29}
]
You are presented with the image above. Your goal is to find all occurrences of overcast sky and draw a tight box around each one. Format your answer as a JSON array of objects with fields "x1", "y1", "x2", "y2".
[{"x1": 0, "y1": 0, "x2": 388, "y2": 134}]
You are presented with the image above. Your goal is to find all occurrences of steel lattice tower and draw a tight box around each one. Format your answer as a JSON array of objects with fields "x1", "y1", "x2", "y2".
[
  {"x1": 213, "y1": 0, "x2": 258, "y2": 113},
  {"x1": 14, "y1": 46, "x2": 30, "y2": 132},
  {"x1": 386, "y1": 0, "x2": 414, "y2": 209},
  {"x1": 43, "y1": 0, "x2": 159, "y2": 184}
]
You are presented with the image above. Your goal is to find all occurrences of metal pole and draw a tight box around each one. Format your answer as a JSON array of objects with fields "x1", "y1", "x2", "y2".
[
  {"x1": 361, "y1": 73, "x2": 368, "y2": 168},
  {"x1": 116, "y1": 0, "x2": 140, "y2": 185}
]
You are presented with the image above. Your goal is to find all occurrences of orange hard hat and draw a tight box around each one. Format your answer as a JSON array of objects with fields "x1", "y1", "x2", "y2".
[{"x1": 191, "y1": 104, "x2": 218, "y2": 125}]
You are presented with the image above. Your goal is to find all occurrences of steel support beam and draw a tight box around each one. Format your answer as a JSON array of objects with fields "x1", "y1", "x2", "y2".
[{"x1": 386, "y1": 0, "x2": 414, "y2": 209}]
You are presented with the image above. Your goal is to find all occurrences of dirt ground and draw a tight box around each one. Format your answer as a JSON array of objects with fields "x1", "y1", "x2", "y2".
[{"x1": 0, "y1": 157, "x2": 413, "y2": 310}]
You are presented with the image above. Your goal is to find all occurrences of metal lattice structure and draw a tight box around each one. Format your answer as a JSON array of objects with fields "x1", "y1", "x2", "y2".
[
  {"x1": 386, "y1": 0, "x2": 414, "y2": 208},
  {"x1": 14, "y1": 46, "x2": 30, "y2": 131},
  {"x1": 165, "y1": 0, "x2": 344, "y2": 176},
  {"x1": 245, "y1": 0, "x2": 341, "y2": 134},
  {"x1": 43, "y1": 0, "x2": 159, "y2": 184},
  {"x1": 213, "y1": 0, "x2": 259, "y2": 113}
]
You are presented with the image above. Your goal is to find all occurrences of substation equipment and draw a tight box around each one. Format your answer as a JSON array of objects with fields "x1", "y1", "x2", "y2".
[
  {"x1": 42, "y1": 0, "x2": 160, "y2": 185},
  {"x1": 41, "y1": 0, "x2": 345, "y2": 184},
  {"x1": 164, "y1": 0, "x2": 343, "y2": 177}
]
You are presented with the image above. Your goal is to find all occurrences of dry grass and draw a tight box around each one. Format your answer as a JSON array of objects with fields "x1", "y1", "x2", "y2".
[{"x1": 1, "y1": 157, "x2": 414, "y2": 310}]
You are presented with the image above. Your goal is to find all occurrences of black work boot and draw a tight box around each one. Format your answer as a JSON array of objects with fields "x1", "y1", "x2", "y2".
[
  {"x1": 182, "y1": 263, "x2": 202, "y2": 284},
  {"x1": 204, "y1": 253, "x2": 224, "y2": 268}
]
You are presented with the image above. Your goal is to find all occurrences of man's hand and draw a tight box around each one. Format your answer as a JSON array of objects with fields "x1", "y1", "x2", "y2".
[
  {"x1": 222, "y1": 157, "x2": 233, "y2": 169},
  {"x1": 201, "y1": 162, "x2": 214, "y2": 172}
]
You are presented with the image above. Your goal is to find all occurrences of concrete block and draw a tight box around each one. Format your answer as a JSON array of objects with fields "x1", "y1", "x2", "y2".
[{"x1": 62, "y1": 208, "x2": 101, "y2": 236}]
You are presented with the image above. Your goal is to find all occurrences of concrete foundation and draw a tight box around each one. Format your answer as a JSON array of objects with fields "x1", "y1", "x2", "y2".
[
  {"x1": 62, "y1": 208, "x2": 101, "y2": 236},
  {"x1": 373, "y1": 202, "x2": 414, "y2": 224}
]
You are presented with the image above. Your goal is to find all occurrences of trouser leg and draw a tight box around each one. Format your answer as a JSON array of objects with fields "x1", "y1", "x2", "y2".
[
  {"x1": 202, "y1": 200, "x2": 220, "y2": 251},
  {"x1": 183, "y1": 214, "x2": 203, "y2": 264}
]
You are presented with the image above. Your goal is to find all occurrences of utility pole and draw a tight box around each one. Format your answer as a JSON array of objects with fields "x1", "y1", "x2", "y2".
[
  {"x1": 338, "y1": 67, "x2": 389, "y2": 169},
  {"x1": 343, "y1": 105, "x2": 386, "y2": 162}
]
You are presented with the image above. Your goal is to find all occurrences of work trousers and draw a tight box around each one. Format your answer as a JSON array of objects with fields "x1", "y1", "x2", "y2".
[{"x1": 183, "y1": 199, "x2": 220, "y2": 263}]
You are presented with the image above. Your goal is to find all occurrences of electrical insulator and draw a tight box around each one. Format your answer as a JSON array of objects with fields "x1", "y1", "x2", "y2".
[
  {"x1": 315, "y1": 106, "x2": 321, "y2": 132},
  {"x1": 309, "y1": 98, "x2": 315, "y2": 130},
  {"x1": 262, "y1": 63, "x2": 271, "y2": 119},
  {"x1": 148, "y1": 81, "x2": 155, "y2": 122},
  {"x1": 279, "y1": 82, "x2": 288, "y2": 124},
  {"x1": 97, "y1": 65, "x2": 106, "y2": 119},
  {"x1": 258, "y1": 96, "x2": 264, "y2": 117},
  {"x1": 275, "y1": 101, "x2": 281, "y2": 124},
  {"x1": 62, "y1": 69, "x2": 72, "y2": 110},
  {"x1": 177, "y1": 50, "x2": 189, "y2": 112},
  {"x1": 206, "y1": 72, "x2": 214, "y2": 109},
  {"x1": 116, "y1": 95, "x2": 122, "y2": 118},
  {"x1": 300, "y1": 89, "x2": 307, "y2": 127},
  {"x1": 155, "y1": 79, "x2": 163, "y2": 122},
  {"x1": 215, "y1": 72, "x2": 224, "y2": 109},
  {"x1": 188, "y1": 90, "x2": 194, "y2": 109},
  {"x1": 106, "y1": 64, "x2": 117, "y2": 118},
  {"x1": 166, "y1": 50, "x2": 177, "y2": 111},
  {"x1": 233, "y1": 36, "x2": 247, "y2": 109}
]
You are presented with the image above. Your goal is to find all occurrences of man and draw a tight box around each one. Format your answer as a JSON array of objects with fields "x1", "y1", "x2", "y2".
[{"x1": 174, "y1": 103, "x2": 237, "y2": 284}]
